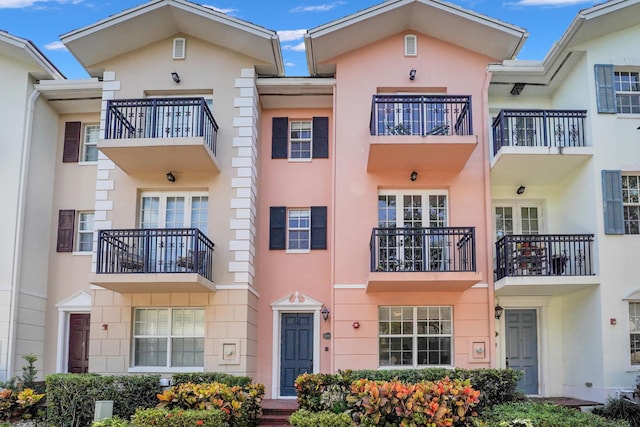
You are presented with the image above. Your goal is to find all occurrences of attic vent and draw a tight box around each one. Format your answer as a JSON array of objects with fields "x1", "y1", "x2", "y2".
[
  {"x1": 173, "y1": 38, "x2": 186, "y2": 59},
  {"x1": 405, "y1": 35, "x2": 417, "y2": 56}
]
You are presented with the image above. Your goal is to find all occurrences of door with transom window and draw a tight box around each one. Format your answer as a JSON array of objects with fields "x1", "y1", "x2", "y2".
[
  {"x1": 377, "y1": 191, "x2": 448, "y2": 272},
  {"x1": 139, "y1": 192, "x2": 208, "y2": 272}
]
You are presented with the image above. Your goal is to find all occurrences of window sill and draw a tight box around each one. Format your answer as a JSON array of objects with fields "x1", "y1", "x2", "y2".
[
  {"x1": 617, "y1": 114, "x2": 640, "y2": 120},
  {"x1": 78, "y1": 161, "x2": 98, "y2": 166},
  {"x1": 288, "y1": 158, "x2": 312, "y2": 163},
  {"x1": 286, "y1": 249, "x2": 311, "y2": 254},
  {"x1": 72, "y1": 251, "x2": 93, "y2": 256},
  {"x1": 128, "y1": 366, "x2": 205, "y2": 374}
]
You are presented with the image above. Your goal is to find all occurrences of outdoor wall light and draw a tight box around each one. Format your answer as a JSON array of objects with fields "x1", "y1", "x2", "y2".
[
  {"x1": 171, "y1": 72, "x2": 181, "y2": 83},
  {"x1": 409, "y1": 69, "x2": 417, "y2": 80},
  {"x1": 410, "y1": 171, "x2": 418, "y2": 181},
  {"x1": 166, "y1": 171, "x2": 176, "y2": 182},
  {"x1": 321, "y1": 306, "x2": 330, "y2": 322},
  {"x1": 494, "y1": 305, "x2": 504, "y2": 320},
  {"x1": 516, "y1": 185, "x2": 526, "y2": 195},
  {"x1": 510, "y1": 82, "x2": 525, "y2": 96}
]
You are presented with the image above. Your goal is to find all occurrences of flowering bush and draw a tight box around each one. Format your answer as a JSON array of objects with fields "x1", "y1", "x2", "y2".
[{"x1": 0, "y1": 387, "x2": 45, "y2": 421}]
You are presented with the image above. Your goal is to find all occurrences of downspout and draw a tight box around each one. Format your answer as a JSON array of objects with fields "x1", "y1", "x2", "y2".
[
  {"x1": 7, "y1": 86, "x2": 41, "y2": 378},
  {"x1": 330, "y1": 81, "x2": 337, "y2": 374}
]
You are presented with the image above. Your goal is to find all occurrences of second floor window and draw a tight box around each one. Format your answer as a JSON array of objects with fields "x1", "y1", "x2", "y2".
[
  {"x1": 77, "y1": 212, "x2": 94, "y2": 252},
  {"x1": 622, "y1": 175, "x2": 640, "y2": 234},
  {"x1": 289, "y1": 121, "x2": 312, "y2": 159},
  {"x1": 288, "y1": 209, "x2": 311, "y2": 250},
  {"x1": 82, "y1": 124, "x2": 99, "y2": 162},
  {"x1": 615, "y1": 71, "x2": 640, "y2": 114},
  {"x1": 271, "y1": 117, "x2": 329, "y2": 160}
]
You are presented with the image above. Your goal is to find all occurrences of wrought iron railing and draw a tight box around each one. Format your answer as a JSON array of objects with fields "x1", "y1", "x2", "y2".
[
  {"x1": 492, "y1": 109, "x2": 587, "y2": 156},
  {"x1": 495, "y1": 234, "x2": 594, "y2": 280},
  {"x1": 370, "y1": 95, "x2": 472, "y2": 137},
  {"x1": 104, "y1": 98, "x2": 219, "y2": 156},
  {"x1": 96, "y1": 228, "x2": 215, "y2": 281},
  {"x1": 370, "y1": 227, "x2": 476, "y2": 273}
]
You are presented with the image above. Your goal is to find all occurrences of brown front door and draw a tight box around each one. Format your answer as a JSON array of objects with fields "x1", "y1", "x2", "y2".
[{"x1": 68, "y1": 313, "x2": 90, "y2": 373}]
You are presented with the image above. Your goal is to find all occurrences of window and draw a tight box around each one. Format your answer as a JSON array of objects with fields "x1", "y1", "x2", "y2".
[
  {"x1": 622, "y1": 175, "x2": 640, "y2": 234},
  {"x1": 378, "y1": 306, "x2": 452, "y2": 367},
  {"x1": 271, "y1": 117, "x2": 329, "y2": 160},
  {"x1": 290, "y1": 121, "x2": 312, "y2": 160},
  {"x1": 133, "y1": 308, "x2": 204, "y2": 368},
  {"x1": 631, "y1": 302, "x2": 640, "y2": 365},
  {"x1": 76, "y1": 212, "x2": 94, "y2": 252},
  {"x1": 269, "y1": 206, "x2": 327, "y2": 250},
  {"x1": 288, "y1": 209, "x2": 310, "y2": 250},
  {"x1": 595, "y1": 65, "x2": 640, "y2": 114},
  {"x1": 615, "y1": 71, "x2": 640, "y2": 114},
  {"x1": 173, "y1": 38, "x2": 186, "y2": 59},
  {"x1": 82, "y1": 125, "x2": 99, "y2": 162},
  {"x1": 494, "y1": 204, "x2": 541, "y2": 240},
  {"x1": 404, "y1": 35, "x2": 417, "y2": 56}
]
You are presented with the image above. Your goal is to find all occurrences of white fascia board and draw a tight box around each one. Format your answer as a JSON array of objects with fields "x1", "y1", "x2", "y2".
[{"x1": 0, "y1": 32, "x2": 64, "y2": 80}]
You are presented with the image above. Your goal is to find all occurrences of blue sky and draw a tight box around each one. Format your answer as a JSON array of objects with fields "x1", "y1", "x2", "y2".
[{"x1": 0, "y1": 0, "x2": 602, "y2": 78}]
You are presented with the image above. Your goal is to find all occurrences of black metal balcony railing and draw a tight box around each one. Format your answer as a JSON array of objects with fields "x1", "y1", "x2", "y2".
[
  {"x1": 370, "y1": 227, "x2": 476, "y2": 273},
  {"x1": 96, "y1": 228, "x2": 215, "y2": 281},
  {"x1": 495, "y1": 234, "x2": 594, "y2": 280},
  {"x1": 104, "y1": 97, "x2": 219, "y2": 156},
  {"x1": 492, "y1": 109, "x2": 587, "y2": 156},
  {"x1": 370, "y1": 95, "x2": 472, "y2": 137}
]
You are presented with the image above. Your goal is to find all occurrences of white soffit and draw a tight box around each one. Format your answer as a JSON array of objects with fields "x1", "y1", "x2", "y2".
[
  {"x1": 0, "y1": 31, "x2": 64, "y2": 80},
  {"x1": 306, "y1": 0, "x2": 527, "y2": 76},
  {"x1": 61, "y1": 0, "x2": 283, "y2": 76}
]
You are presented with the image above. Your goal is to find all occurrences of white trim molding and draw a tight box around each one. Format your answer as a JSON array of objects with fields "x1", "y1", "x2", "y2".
[{"x1": 55, "y1": 291, "x2": 92, "y2": 373}]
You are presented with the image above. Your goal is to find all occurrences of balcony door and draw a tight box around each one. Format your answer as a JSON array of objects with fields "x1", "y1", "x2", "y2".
[
  {"x1": 378, "y1": 190, "x2": 448, "y2": 272},
  {"x1": 375, "y1": 94, "x2": 447, "y2": 136},
  {"x1": 145, "y1": 96, "x2": 213, "y2": 138},
  {"x1": 494, "y1": 203, "x2": 543, "y2": 240},
  {"x1": 140, "y1": 192, "x2": 208, "y2": 272}
]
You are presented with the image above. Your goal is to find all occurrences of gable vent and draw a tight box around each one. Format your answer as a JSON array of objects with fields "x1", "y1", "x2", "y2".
[
  {"x1": 405, "y1": 35, "x2": 417, "y2": 56},
  {"x1": 173, "y1": 38, "x2": 186, "y2": 59}
]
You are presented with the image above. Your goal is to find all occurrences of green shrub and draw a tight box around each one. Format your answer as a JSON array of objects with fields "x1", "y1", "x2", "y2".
[
  {"x1": 46, "y1": 374, "x2": 161, "y2": 427},
  {"x1": 0, "y1": 387, "x2": 45, "y2": 421},
  {"x1": 91, "y1": 415, "x2": 131, "y2": 427},
  {"x1": 593, "y1": 397, "x2": 640, "y2": 427},
  {"x1": 294, "y1": 372, "x2": 352, "y2": 412},
  {"x1": 131, "y1": 408, "x2": 228, "y2": 427},
  {"x1": 289, "y1": 409, "x2": 353, "y2": 426},
  {"x1": 481, "y1": 402, "x2": 630, "y2": 427},
  {"x1": 172, "y1": 372, "x2": 252, "y2": 387}
]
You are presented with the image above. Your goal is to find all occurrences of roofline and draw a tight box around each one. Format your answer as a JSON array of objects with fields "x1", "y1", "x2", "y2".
[{"x1": 0, "y1": 31, "x2": 65, "y2": 80}]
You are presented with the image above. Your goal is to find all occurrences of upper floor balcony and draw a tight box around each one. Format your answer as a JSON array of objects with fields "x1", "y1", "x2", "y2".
[
  {"x1": 491, "y1": 109, "x2": 592, "y2": 186},
  {"x1": 367, "y1": 226, "x2": 481, "y2": 292},
  {"x1": 89, "y1": 228, "x2": 216, "y2": 293},
  {"x1": 367, "y1": 95, "x2": 477, "y2": 173},
  {"x1": 99, "y1": 97, "x2": 220, "y2": 174},
  {"x1": 494, "y1": 233, "x2": 599, "y2": 296}
]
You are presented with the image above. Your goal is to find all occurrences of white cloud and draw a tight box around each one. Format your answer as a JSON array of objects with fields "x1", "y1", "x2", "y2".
[
  {"x1": 278, "y1": 29, "x2": 306, "y2": 42},
  {"x1": 0, "y1": 0, "x2": 81, "y2": 7},
  {"x1": 505, "y1": 0, "x2": 596, "y2": 6},
  {"x1": 285, "y1": 61, "x2": 297, "y2": 67},
  {"x1": 290, "y1": 1, "x2": 345, "y2": 13},
  {"x1": 282, "y1": 42, "x2": 306, "y2": 52},
  {"x1": 44, "y1": 41, "x2": 67, "y2": 51},
  {"x1": 202, "y1": 5, "x2": 238, "y2": 15}
]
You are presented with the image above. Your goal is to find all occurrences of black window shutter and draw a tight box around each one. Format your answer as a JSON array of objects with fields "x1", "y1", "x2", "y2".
[
  {"x1": 310, "y1": 206, "x2": 327, "y2": 250},
  {"x1": 62, "y1": 121, "x2": 81, "y2": 163},
  {"x1": 602, "y1": 170, "x2": 624, "y2": 234},
  {"x1": 270, "y1": 206, "x2": 287, "y2": 250},
  {"x1": 595, "y1": 64, "x2": 616, "y2": 113},
  {"x1": 312, "y1": 117, "x2": 329, "y2": 159},
  {"x1": 57, "y1": 210, "x2": 76, "y2": 252},
  {"x1": 272, "y1": 117, "x2": 288, "y2": 159}
]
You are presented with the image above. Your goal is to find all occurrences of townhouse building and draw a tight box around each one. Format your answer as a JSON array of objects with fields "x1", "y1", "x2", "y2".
[{"x1": 2, "y1": 0, "x2": 640, "y2": 404}]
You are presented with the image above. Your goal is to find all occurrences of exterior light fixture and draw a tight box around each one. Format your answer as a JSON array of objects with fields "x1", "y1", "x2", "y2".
[
  {"x1": 516, "y1": 185, "x2": 526, "y2": 195},
  {"x1": 321, "y1": 306, "x2": 330, "y2": 322},
  {"x1": 166, "y1": 172, "x2": 176, "y2": 182},
  {"x1": 409, "y1": 69, "x2": 417, "y2": 80},
  {"x1": 495, "y1": 305, "x2": 504, "y2": 320},
  {"x1": 510, "y1": 83, "x2": 525, "y2": 96},
  {"x1": 410, "y1": 171, "x2": 418, "y2": 181},
  {"x1": 171, "y1": 72, "x2": 181, "y2": 83}
]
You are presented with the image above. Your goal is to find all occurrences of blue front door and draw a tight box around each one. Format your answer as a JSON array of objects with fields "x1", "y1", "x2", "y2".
[
  {"x1": 280, "y1": 313, "x2": 313, "y2": 396},
  {"x1": 506, "y1": 309, "x2": 539, "y2": 394}
]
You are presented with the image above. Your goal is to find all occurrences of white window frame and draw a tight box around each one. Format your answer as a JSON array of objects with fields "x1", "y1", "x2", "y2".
[
  {"x1": 493, "y1": 201, "x2": 544, "y2": 240},
  {"x1": 630, "y1": 301, "x2": 640, "y2": 367},
  {"x1": 139, "y1": 191, "x2": 208, "y2": 230},
  {"x1": 289, "y1": 120, "x2": 312, "y2": 161},
  {"x1": 75, "y1": 211, "x2": 94, "y2": 253},
  {"x1": 622, "y1": 174, "x2": 640, "y2": 234},
  {"x1": 173, "y1": 37, "x2": 186, "y2": 59},
  {"x1": 131, "y1": 307, "x2": 205, "y2": 370},
  {"x1": 287, "y1": 208, "x2": 311, "y2": 252},
  {"x1": 615, "y1": 70, "x2": 640, "y2": 114},
  {"x1": 80, "y1": 124, "x2": 99, "y2": 163},
  {"x1": 378, "y1": 189, "x2": 449, "y2": 227},
  {"x1": 378, "y1": 306, "x2": 453, "y2": 368},
  {"x1": 404, "y1": 34, "x2": 417, "y2": 56}
]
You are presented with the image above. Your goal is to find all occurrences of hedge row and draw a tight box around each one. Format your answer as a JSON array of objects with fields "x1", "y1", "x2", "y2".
[
  {"x1": 172, "y1": 373, "x2": 252, "y2": 388},
  {"x1": 46, "y1": 374, "x2": 161, "y2": 427}
]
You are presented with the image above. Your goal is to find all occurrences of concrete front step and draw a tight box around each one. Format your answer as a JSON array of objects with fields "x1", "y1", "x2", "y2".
[{"x1": 258, "y1": 399, "x2": 298, "y2": 426}]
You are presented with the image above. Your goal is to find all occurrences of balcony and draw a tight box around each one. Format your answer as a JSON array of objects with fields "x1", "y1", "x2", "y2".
[
  {"x1": 99, "y1": 97, "x2": 220, "y2": 174},
  {"x1": 491, "y1": 109, "x2": 591, "y2": 186},
  {"x1": 494, "y1": 234, "x2": 599, "y2": 296},
  {"x1": 367, "y1": 95, "x2": 477, "y2": 173},
  {"x1": 89, "y1": 228, "x2": 215, "y2": 293},
  {"x1": 367, "y1": 227, "x2": 481, "y2": 292}
]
